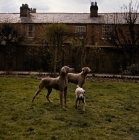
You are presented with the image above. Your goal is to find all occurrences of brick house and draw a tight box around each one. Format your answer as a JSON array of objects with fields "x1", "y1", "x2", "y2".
[{"x1": 0, "y1": 2, "x2": 139, "y2": 73}]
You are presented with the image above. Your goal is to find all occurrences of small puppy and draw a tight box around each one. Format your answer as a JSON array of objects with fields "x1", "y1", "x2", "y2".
[{"x1": 75, "y1": 85, "x2": 86, "y2": 111}]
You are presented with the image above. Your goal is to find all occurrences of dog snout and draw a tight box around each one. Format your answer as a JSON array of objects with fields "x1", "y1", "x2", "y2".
[
  {"x1": 88, "y1": 68, "x2": 92, "y2": 72},
  {"x1": 79, "y1": 94, "x2": 84, "y2": 99}
]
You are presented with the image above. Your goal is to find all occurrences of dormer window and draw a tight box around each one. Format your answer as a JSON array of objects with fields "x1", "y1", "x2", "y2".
[{"x1": 25, "y1": 24, "x2": 35, "y2": 38}]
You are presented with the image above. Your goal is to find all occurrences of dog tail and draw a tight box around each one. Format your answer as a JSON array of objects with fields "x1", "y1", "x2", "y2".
[{"x1": 76, "y1": 85, "x2": 80, "y2": 88}]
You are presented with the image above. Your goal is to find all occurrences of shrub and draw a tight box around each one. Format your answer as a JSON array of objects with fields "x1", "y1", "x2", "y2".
[{"x1": 123, "y1": 64, "x2": 139, "y2": 75}]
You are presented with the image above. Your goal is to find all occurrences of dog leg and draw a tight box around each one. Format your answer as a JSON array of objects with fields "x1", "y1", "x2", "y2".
[
  {"x1": 59, "y1": 91, "x2": 64, "y2": 108},
  {"x1": 46, "y1": 87, "x2": 52, "y2": 103},
  {"x1": 32, "y1": 88, "x2": 42, "y2": 103},
  {"x1": 82, "y1": 99, "x2": 86, "y2": 111},
  {"x1": 64, "y1": 87, "x2": 67, "y2": 107},
  {"x1": 32, "y1": 81, "x2": 45, "y2": 103},
  {"x1": 75, "y1": 99, "x2": 78, "y2": 109},
  {"x1": 79, "y1": 100, "x2": 81, "y2": 104}
]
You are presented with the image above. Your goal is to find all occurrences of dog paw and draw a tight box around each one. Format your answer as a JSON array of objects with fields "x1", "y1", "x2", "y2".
[
  {"x1": 82, "y1": 108, "x2": 85, "y2": 111},
  {"x1": 48, "y1": 100, "x2": 53, "y2": 103}
]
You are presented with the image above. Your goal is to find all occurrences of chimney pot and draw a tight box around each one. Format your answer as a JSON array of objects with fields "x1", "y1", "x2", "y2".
[
  {"x1": 20, "y1": 3, "x2": 30, "y2": 17},
  {"x1": 90, "y1": 1, "x2": 98, "y2": 17},
  {"x1": 91, "y1": 2, "x2": 94, "y2": 6}
]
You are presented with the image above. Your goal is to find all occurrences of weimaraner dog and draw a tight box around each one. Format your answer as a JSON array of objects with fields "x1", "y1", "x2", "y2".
[
  {"x1": 32, "y1": 66, "x2": 74, "y2": 108},
  {"x1": 75, "y1": 85, "x2": 86, "y2": 111},
  {"x1": 67, "y1": 67, "x2": 91, "y2": 87}
]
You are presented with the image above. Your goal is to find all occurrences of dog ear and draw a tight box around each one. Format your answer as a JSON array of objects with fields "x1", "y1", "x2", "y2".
[
  {"x1": 82, "y1": 67, "x2": 86, "y2": 73},
  {"x1": 83, "y1": 90, "x2": 85, "y2": 95},
  {"x1": 61, "y1": 67, "x2": 66, "y2": 73}
]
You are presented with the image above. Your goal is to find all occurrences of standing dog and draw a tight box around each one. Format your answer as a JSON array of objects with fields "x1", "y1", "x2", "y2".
[
  {"x1": 32, "y1": 66, "x2": 74, "y2": 108},
  {"x1": 67, "y1": 67, "x2": 91, "y2": 87},
  {"x1": 75, "y1": 85, "x2": 86, "y2": 111}
]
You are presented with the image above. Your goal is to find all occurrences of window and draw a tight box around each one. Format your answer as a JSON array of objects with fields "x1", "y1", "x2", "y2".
[
  {"x1": 25, "y1": 24, "x2": 35, "y2": 38},
  {"x1": 101, "y1": 24, "x2": 112, "y2": 39},
  {"x1": 75, "y1": 26, "x2": 86, "y2": 33},
  {"x1": 75, "y1": 26, "x2": 86, "y2": 39}
]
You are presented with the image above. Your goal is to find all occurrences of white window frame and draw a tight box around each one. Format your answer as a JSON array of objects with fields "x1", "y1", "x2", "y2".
[
  {"x1": 101, "y1": 24, "x2": 112, "y2": 39},
  {"x1": 25, "y1": 24, "x2": 35, "y2": 38},
  {"x1": 75, "y1": 26, "x2": 86, "y2": 33},
  {"x1": 75, "y1": 25, "x2": 86, "y2": 40}
]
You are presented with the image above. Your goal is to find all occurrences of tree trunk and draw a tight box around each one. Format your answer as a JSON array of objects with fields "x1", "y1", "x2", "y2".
[{"x1": 54, "y1": 46, "x2": 57, "y2": 77}]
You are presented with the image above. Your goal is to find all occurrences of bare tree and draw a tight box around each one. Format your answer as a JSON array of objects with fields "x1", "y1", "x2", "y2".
[
  {"x1": 87, "y1": 47, "x2": 105, "y2": 72},
  {"x1": 71, "y1": 32, "x2": 87, "y2": 68},
  {"x1": 106, "y1": 0, "x2": 139, "y2": 66},
  {"x1": 0, "y1": 22, "x2": 24, "y2": 70},
  {"x1": 43, "y1": 23, "x2": 69, "y2": 76}
]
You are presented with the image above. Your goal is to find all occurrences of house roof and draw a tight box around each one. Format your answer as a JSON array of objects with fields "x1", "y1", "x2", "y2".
[
  {"x1": 0, "y1": 13, "x2": 102, "y2": 24},
  {"x1": 0, "y1": 13, "x2": 139, "y2": 24}
]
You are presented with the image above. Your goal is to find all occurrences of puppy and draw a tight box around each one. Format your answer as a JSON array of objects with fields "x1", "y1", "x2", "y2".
[{"x1": 75, "y1": 85, "x2": 86, "y2": 111}]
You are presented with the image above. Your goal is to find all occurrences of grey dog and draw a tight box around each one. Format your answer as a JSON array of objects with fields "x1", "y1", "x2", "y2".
[{"x1": 32, "y1": 66, "x2": 74, "y2": 108}]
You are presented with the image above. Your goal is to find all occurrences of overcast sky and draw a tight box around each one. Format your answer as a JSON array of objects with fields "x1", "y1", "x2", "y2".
[{"x1": 0, "y1": 0, "x2": 138, "y2": 13}]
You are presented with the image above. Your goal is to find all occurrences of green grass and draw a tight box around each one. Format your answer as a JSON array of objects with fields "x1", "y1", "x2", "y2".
[{"x1": 0, "y1": 76, "x2": 139, "y2": 140}]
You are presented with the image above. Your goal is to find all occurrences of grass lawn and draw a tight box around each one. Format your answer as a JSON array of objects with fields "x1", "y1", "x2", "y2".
[{"x1": 0, "y1": 76, "x2": 139, "y2": 140}]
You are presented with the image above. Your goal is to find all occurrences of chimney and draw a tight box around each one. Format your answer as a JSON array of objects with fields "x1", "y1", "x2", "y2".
[
  {"x1": 90, "y1": 2, "x2": 98, "y2": 17},
  {"x1": 29, "y1": 8, "x2": 37, "y2": 13},
  {"x1": 20, "y1": 4, "x2": 30, "y2": 17},
  {"x1": 32, "y1": 8, "x2": 36, "y2": 13}
]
